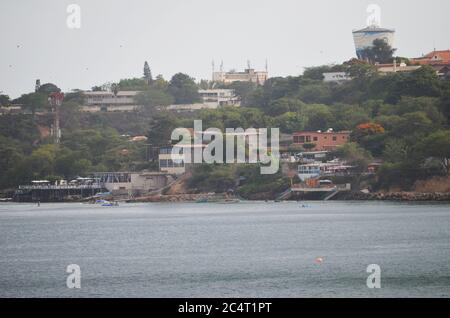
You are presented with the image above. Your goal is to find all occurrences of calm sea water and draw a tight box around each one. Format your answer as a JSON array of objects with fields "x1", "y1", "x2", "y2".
[{"x1": 0, "y1": 201, "x2": 449, "y2": 298}]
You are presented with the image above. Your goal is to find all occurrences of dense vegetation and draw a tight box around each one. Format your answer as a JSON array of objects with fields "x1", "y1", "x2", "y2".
[{"x1": 1, "y1": 59, "x2": 449, "y2": 194}]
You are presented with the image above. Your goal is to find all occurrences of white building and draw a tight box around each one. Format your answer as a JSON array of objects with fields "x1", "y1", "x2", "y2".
[
  {"x1": 213, "y1": 68, "x2": 268, "y2": 85},
  {"x1": 198, "y1": 89, "x2": 240, "y2": 107},
  {"x1": 162, "y1": 89, "x2": 240, "y2": 112},
  {"x1": 158, "y1": 144, "x2": 205, "y2": 175},
  {"x1": 323, "y1": 72, "x2": 352, "y2": 83},
  {"x1": 82, "y1": 91, "x2": 142, "y2": 112},
  {"x1": 94, "y1": 172, "x2": 172, "y2": 196}
]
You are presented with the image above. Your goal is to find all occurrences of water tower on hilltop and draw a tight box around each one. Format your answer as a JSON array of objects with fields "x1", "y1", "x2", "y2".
[{"x1": 352, "y1": 24, "x2": 395, "y2": 60}]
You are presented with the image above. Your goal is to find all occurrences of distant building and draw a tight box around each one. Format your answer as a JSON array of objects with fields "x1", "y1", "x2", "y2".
[
  {"x1": 411, "y1": 50, "x2": 450, "y2": 66},
  {"x1": 82, "y1": 91, "x2": 141, "y2": 112},
  {"x1": 323, "y1": 72, "x2": 352, "y2": 83},
  {"x1": 162, "y1": 89, "x2": 240, "y2": 112},
  {"x1": 198, "y1": 89, "x2": 240, "y2": 107},
  {"x1": 352, "y1": 25, "x2": 395, "y2": 60},
  {"x1": 94, "y1": 172, "x2": 173, "y2": 196},
  {"x1": 292, "y1": 130, "x2": 351, "y2": 151},
  {"x1": 410, "y1": 50, "x2": 450, "y2": 79},
  {"x1": 164, "y1": 103, "x2": 218, "y2": 112},
  {"x1": 158, "y1": 144, "x2": 205, "y2": 175},
  {"x1": 0, "y1": 105, "x2": 23, "y2": 115},
  {"x1": 213, "y1": 68, "x2": 268, "y2": 85},
  {"x1": 297, "y1": 161, "x2": 354, "y2": 182},
  {"x1": 376, "y1": 61, "x2": 421, "y2": 74}
]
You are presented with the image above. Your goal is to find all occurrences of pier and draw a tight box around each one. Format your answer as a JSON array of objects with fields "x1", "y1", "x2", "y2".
[
  {"x1": 14, "y1": 184, "x2": 107, "y2": 202},
  {"x1": 277, "y1": 183, "x2": 351, "y2": 201}
]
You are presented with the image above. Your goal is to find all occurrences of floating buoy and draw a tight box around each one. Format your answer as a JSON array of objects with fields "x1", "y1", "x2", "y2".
[{"x1": 315, "y1": 257, "x2": 324, "y2": 264}]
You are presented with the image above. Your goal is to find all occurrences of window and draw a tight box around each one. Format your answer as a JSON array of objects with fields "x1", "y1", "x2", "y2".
[
  {"x1": 159, "y1": 159, "x2": 168, "y2": 168},
  {"x1": 294, "y1": 136, "x2": 305, "y2": 143},
  {"x1": 313, "y1": 137, "x2": 318, "y2": 141},
  {"x1": 159, "y1": 147, "x2": 172, "y2": 154},
  {"x1": 306, "y1": 136, "x2": 311, "y2": 143},
  {"x1": 332, "y1": 136, "x2": 337, "y2": 141}
]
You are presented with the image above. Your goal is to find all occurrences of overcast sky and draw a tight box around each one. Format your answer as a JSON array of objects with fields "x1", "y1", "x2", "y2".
[{"x1": 1, "y1": 0, "x2": 449, "y2": 98}]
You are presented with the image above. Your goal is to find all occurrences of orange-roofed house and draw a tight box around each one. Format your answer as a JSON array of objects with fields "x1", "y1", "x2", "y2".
[
  {"x1": 411, "y1": 50, "x2": 450, "y2": 66},
  {"x1": 292, "y1": 130, "x2": 351, "y2": 151}
]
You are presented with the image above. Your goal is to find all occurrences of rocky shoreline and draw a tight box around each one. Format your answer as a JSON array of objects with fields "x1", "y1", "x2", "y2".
[
  {"x1": 343, "y1": 191, "x2": 450, "y2": 201},
  {"x1": 126, "y1": 191, "x2": 450, "y2": 202},
  {"x1": 128, "y1": 193, "x2": 217, "y2": 203}
]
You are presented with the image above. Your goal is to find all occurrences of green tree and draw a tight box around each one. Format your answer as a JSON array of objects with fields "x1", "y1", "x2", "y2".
[
  {"x1": 0, "y1": 94, "x2": 10, "y2": 106},
  {"x1": 64, "y1": 89, "x2": 85, "y2": 105},
  {"x1": 37, "y1": 83, "x2": 61, "y2": 95},
  {"x1": 333, "y1": 142, "x2": 373, "y2": 172},
  {"x1": 15, "y1": 92, "x2": 48, "y2": 116},
  {"x1": 416, "y1": 130, "x2": 450, "y2": 174},
  {"x1": 117, "y1": 78, "x2": 149, "y2": 91},
  {"x1": 147, "y1": 112, "x2": 180, "y2": 144},
  {"x1": 168, "y1": 73, "x2": 200, "y2": 104},
  {"x1": 360, "y1": 39, "x2": 396, "y2": 64},
  {"x1": 134, "y1": 89, "x2": 174, "y2": 108},
  {"x1": 223, "y1": 81, "x2": 256, "y2": 106},
  {"x1": 143, "y1": 61, "x2": 153, "y2": 85}
]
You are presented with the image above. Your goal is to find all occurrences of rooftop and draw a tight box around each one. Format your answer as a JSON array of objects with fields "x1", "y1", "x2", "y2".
[{"x1": 352, "y1": 25, "x2": 395, "y2": 33}]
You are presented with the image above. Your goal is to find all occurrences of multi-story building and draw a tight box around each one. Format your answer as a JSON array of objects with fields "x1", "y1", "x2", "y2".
[
  {"x1": 198, "y1": 89, "x2": 240, "y2": 107},
  {"x1": 158, "y1": 144, "x2": 205, "y2": 175},
  {"x1": 82, "y1": 91, "x2": 141, "y2": 112},
  {"x1": 213, "y1": 68, "x2": 268, "y2": 85},
  {"x1": 292, "y1": 130, "x2": 351, "y2": 151}
]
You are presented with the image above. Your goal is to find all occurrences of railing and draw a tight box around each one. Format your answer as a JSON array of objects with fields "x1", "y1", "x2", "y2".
[{"x1": 18, "y1": 184, "x2": 104, "y2": 190}]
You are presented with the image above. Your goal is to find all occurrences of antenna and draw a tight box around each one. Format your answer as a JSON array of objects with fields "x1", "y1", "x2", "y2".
[
  {"x1": 265, "y1": 59, "x2": 268, "y2": 72},
  {"x1": 220, "y1": 60, "x2": 223, "y2": 72},
  {"x1": 247, "y1": 60, "x2": 251, "y2": 70}
]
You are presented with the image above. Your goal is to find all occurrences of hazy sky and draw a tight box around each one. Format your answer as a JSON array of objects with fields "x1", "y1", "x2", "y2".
[{"x1": 1, "y1": 0, "x2": 450, "y2": 98}]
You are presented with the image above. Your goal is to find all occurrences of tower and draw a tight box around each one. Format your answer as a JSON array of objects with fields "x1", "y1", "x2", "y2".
[
  {"x1": 35, "y1": 79, "x2": 41, "y2": 92},
  {"x1": 352, "y1": 25, "x2": 395, "y2": 60},
  {"x1": 49, "y1": 92, "x2": 64, "y2": 144}
]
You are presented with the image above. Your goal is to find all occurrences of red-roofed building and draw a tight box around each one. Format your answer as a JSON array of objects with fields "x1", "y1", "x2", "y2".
[
  {"x1": 411, "y1": 50, "x2": 450, "y2": 66},
  {"x1": 292, "y1": 130, "x2": 351, "y2": 151}
]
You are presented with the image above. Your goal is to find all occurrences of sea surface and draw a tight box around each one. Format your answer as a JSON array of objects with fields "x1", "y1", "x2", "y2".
[{"x1": 0, "y1": 201, "x2": 449, "y2": 298}]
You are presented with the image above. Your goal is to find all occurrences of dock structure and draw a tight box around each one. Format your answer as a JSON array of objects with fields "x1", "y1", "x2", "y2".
[
  {"x1": 14, "y1": 184, "x2": 107, "y2": 202},
  {"x1": 284, "y1": 183, "x2": 351, "y2": 201}
]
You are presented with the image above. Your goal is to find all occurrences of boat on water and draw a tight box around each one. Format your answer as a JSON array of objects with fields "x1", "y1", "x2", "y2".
[{"x1": 95, "y1": 199, "x2": 119, "y2": 206}]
